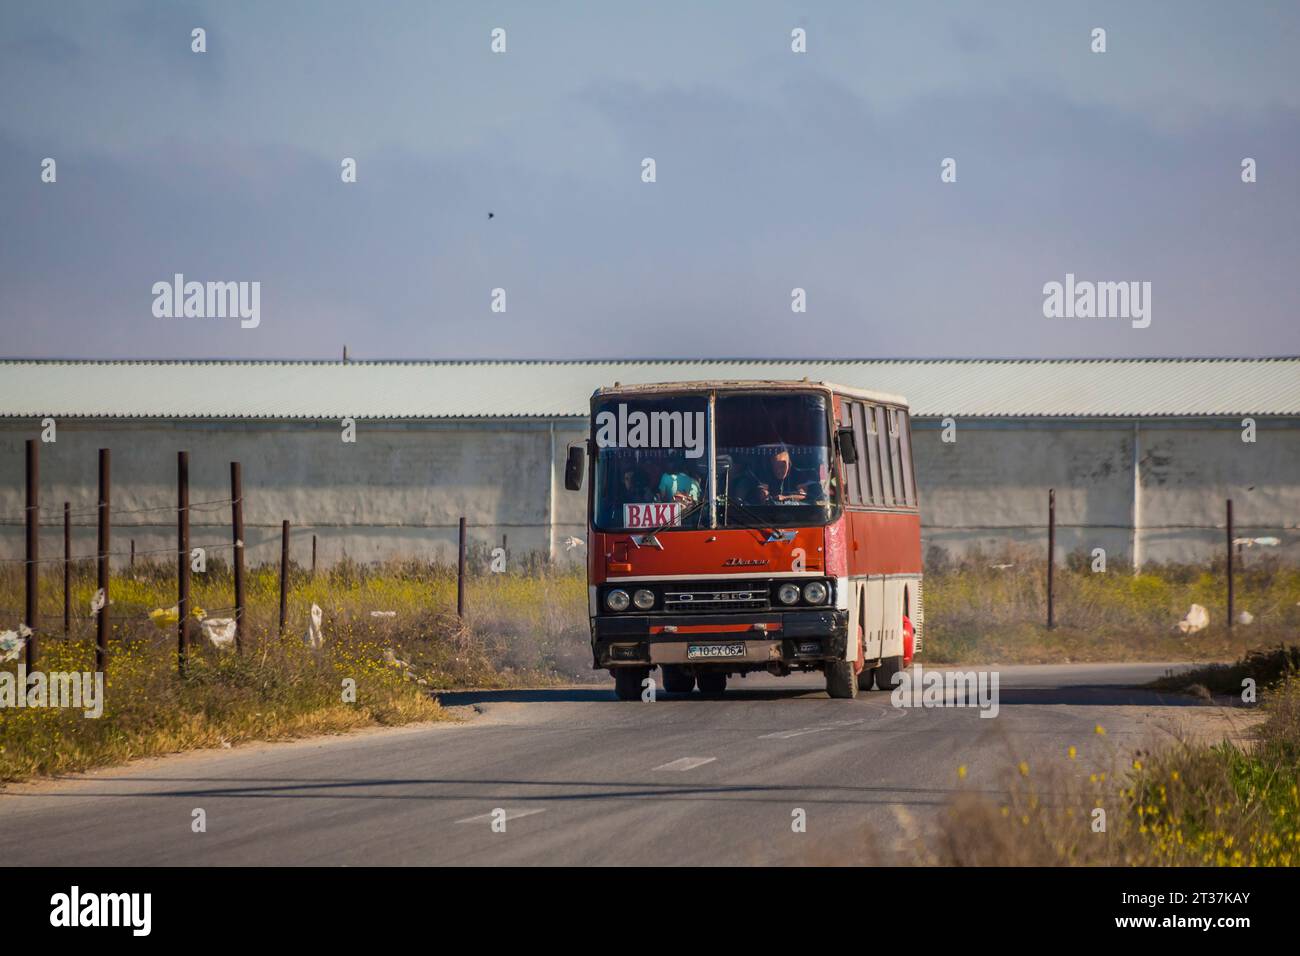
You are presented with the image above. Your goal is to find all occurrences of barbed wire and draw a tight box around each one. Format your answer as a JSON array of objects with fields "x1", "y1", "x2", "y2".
[
  {"x1": 0, "y1": 497, "x2": 242, "y2": 524},
  {"x1": 0, "y1": 540, "x2": 241, "y2": 566}
]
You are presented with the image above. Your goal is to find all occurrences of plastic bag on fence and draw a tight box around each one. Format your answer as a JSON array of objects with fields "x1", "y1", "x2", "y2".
[
  {"x1": 1175, "y1": 603, "x2": 1210, "y2": 634},
  {"x1": 89, "y1": 589, "x2": 106, "y2": 615},
  {"x1": 0, "y1": 624, "x2": 30, "y2": 663},
  {"x1": 149, "y1": 605, "x2": 206, "y2": 629},
  {"x1": 305, "y1": 603, "x2": 324, "y2": 649},
  {"x1": 201, "y1": 617, "x2": 237, "y2": 651}
]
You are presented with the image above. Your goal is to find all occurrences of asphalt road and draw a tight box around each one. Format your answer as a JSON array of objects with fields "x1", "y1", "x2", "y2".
[{"x1": 0, "y1": 662, "x2": 1247, "y2": 865}]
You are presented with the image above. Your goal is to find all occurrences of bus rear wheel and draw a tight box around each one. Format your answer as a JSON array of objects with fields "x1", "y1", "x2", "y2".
[
  {"x1": 661, "y1": 665, "x2": 696, "y2": 694},
  {"x1": 825, "y1": 660, "x2": 858, "y2": 699},
  {"x1": 613, "y1": 667, "x2": 649, "y2": 701},
  {"x1": 697, "y1": 671, "x2": 727, "y2": 695},
  {"x1": 875, "y1": 655, "x2": 904, "y2": 692},
  {"x1": 856, "y1": 664, "x2": 877, "y2": 692}
]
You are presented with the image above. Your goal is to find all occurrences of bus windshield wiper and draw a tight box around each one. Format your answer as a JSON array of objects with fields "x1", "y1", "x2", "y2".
[
  {"x1": 716, "y1": 493, "x2": 779, "y2": 540},
  {"x1": 635, "y1": 496, "x2": 707, "y2": 543}
]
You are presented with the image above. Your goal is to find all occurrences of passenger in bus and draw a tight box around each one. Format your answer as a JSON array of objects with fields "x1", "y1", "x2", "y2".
[
  {"x1": 734, "y1": 445, "x2": 813, "y2": 505},
  {"x1": 620, "y1": 465, "x2": 651, "y2": 502},
  {"x1": 655, "y1": 459, "x2": 702, "y2": 504}
]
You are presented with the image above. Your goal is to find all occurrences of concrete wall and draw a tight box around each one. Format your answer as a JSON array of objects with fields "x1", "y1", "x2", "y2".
[
  {"x1": 0, "y1": 419, "x2": 571, "y2": 571},
  {"x1": 2, "y1": 416, "x2": 1297, "y2": 572},
  {"x1": 913, "y1": 417, "x2": 1300, "y2": 565}
]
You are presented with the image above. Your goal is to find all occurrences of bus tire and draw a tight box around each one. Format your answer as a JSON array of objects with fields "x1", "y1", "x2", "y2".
[
  {"x1": 697, "y1": 671, "x2": 727, "y2": 695},
  {"x1": 613, "y1": 667, "x2": 649, "y2": 701},
  {"x1": 825, "y1": 660, "x2": 858, "y2": 699},
  {"x1": 661, "y1": 665, "x2": 696, "y2": 694},
  {"x1": 876, "y1": 655, "x2": 904, "y2": 692}
]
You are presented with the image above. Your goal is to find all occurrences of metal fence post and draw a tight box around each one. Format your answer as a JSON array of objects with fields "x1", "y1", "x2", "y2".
[
  {"x1": 279, "y1": 519, "x2": 290, "y2": 635},
  {"x1": 24, "y1": 439, "x2": 38, "y2": 670},
  {"x1": 1226, "y1": 498, "x2": 1234, "y2": 628},
  {"x1": 177, "y1": 451, "x2": 190, "y2": 676},
  {"x1": 231, "y1": 462, "x2": 246, "y2": 653},
  {"x1": 1047, "y1": 488, "x2": 1056, "y2": 629},
  {"x1": 457, "y1": 517, "x2": 467, "y2": 617},
  {"x1": 96, "y1": 449, "x2": 110, "y2": 673},
  {"x1": 63, "y1": 501, "x2": 70, "y2": 636}
]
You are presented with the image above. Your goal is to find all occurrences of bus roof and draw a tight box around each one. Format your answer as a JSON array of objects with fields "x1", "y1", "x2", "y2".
[{"x1": 592, "y1": 379, "x2": 909, "y2": 409}]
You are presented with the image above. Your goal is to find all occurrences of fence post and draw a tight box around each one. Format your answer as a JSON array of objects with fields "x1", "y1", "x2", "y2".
[
  {"x1": 1226, "y1": 498, "x2": 1234, "y2": 628},
  {"x1": 457, "y1": 517, "x2": 467, "y2": 617},
  {"x1": 95, "y1": 449, "x2": 110, "y2": 673},
  {"x1": 130, "y1": 539, "x2": 135, "y2": 573},
  {"x1": 1046, "y1": 488, "x2": 1056, "y2": 629},
  {"x1": 279, "y1": 519, "x2": 290, "y2": 635},
  {"x1": 63, "y1": 501, "x2": 70, "y2": 636},
  {"x1": 230, "y1": 462, "x2": 246, "y2": 653},
  {"x1": 24, "y1": 439, "x2": 38, "y2": 670},
  {"x1": 177, "y1": 451, "x2": 190, "y2": 677},
  {"x1": 311, "y1": 534, "x2": 317, "y2": 578}
]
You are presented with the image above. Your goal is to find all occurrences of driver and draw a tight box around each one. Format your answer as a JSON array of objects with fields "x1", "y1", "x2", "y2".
[{"x1": 735, "y1": 444, "x2": 811, "y2": 505}]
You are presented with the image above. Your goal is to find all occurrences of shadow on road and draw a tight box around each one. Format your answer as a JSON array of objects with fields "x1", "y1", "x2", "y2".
[{"x1": 435, "y1": 683, "x2": 1218, "y2": 708}]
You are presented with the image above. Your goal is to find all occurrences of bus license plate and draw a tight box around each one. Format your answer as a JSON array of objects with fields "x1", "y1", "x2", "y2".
[{"x1": 687, "y1": 643, "x2": 746, "y2": 660}]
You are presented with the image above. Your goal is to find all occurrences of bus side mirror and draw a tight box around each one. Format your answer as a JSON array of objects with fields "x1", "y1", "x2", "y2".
[
  {"x1": 837, "y1": 428, "x2": 858, "y2": 465},
  {"x1": 564, "y1": 444, "x2": 586, "y2": 491}
]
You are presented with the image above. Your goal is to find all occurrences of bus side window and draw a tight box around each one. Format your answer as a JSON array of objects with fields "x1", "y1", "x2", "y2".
[
  {"x1": 862, "y1": 402, "x2": 882, "y2": 506},
  {"x1": 888, "y1": 408, "x2": 905, "y2": 508},
  {"x1": 849, "y1": 401, "x2": 871, "y2": 506},
  {"x1": 898, "y1": 409, "x2": 917, "y2": 507},
  {"x1": 839, "y1": 400, "x2": 861, "y2": 504},
  {"x1": 874, "y1": 404, "x2": 895, "y2": 506}
]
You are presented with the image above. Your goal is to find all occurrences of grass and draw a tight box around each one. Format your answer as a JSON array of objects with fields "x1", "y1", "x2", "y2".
[{"x1": 921, "y1": 547, "x2": 1300, "y2": 664}]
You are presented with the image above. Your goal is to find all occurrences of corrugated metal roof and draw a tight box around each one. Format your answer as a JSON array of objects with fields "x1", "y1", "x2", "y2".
[{"x1": 0, "y1": 359, "x2": 1297, "y2": 419}]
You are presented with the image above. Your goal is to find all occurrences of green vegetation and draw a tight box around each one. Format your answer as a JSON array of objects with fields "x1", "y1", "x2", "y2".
[
  {"x1": 932, "y1": 648, "x2": 1300, "y2": 866},
  {"x1": 922, "y1": 547, "x2": 1300, "y2": 663}
]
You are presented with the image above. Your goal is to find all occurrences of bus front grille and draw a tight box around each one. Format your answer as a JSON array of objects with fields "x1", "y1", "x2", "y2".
[{"x1": 663, "y1": 582, "x2": 770, "y2": 613}]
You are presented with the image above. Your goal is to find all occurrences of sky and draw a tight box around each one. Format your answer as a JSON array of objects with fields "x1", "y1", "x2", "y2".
[{"x1": 1, "y1": 0, "x2": 1297, "y2": 361}]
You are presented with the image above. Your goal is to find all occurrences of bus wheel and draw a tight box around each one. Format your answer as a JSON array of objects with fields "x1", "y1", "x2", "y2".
[
  {"x1": 825, "y1": 660, "x2": 858, "y2": 699},
  {"x1": 697, "y1": 671, "x2": 727, "y2": 696},
  {"x1": 875, "y1": 655, "x2": 904, "y2": 692},
  {"x1": 613, "y1": 667, "x2": 649, "y2": 701},
  {"x1": 661, "y1": 665, "x2": 696, "y2": 694},
  {"x1": 856, "y1": 664, "x2": 877, "y2": 692}
]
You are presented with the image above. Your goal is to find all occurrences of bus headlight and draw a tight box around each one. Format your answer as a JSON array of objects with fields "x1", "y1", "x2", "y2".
[
  {"x1": 606, "y1": 589, "x2": 631, "y2": 612},
  {"x1": 777, "y1": 583, "x2": 802, "y2": 605},
  {"x1": 802, "y1": 581, "x2": 829, "y2": 604},
  {"x1": 632, "y1": 589, "x2": 655, "y2": 610}
]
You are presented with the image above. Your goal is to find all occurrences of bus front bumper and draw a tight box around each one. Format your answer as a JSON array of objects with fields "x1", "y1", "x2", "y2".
[{"x1": 591, "y1": 610, "x2": 848, "y2": 668}]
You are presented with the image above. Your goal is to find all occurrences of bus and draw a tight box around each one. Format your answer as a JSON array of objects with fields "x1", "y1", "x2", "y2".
[{"x1": 563, "y1": 379, "x2": 922, "y2": 700}]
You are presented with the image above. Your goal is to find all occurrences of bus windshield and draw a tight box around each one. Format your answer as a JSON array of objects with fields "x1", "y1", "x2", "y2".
[
  {"x1": 590, "y1": 390, "x2": 837, "y2": 531},
  {"x1": 716, "y1": 392, "x2": 836, "y2": 528}
]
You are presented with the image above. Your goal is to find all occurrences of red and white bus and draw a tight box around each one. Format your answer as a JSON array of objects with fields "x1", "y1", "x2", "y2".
[{"x1": 564, "y1": 380, "x2": 922, "y2": 700}]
